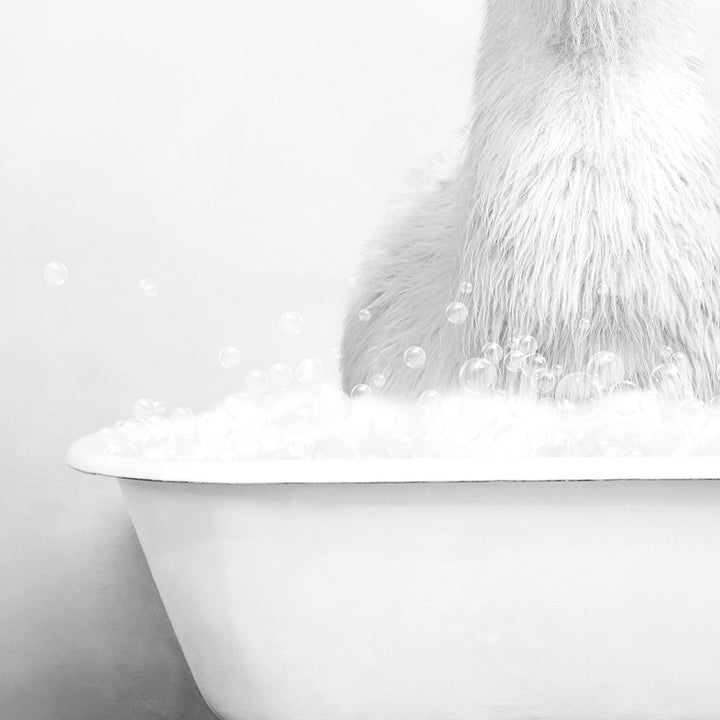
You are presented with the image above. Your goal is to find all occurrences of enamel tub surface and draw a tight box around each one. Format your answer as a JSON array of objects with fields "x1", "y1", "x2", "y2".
[{"x1": 68, "y1": 433, "x2": 720, "y2": 720}]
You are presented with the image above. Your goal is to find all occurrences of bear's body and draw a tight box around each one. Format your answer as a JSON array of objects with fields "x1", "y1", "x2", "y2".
[{"x1": 341, "y1": 0, "x2": 720, "y2": 399}]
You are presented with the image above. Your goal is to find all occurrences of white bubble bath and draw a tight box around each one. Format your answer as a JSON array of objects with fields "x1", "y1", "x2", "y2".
[{"x1": 93, "y1": 345, "x2": 720, "y2": 463}]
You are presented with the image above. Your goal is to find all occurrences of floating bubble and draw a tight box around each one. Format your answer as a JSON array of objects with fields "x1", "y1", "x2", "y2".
[
  {"x1": 387, "y1": 433, "x2": 413, "y2": 458},
  {"x1": 245, "y1": 369, "x2": 270, "y2": 395},
  {"x1": 587, "y1": 351, "x2": 625, "y2": 389},
  {"x1": 481, "y1": 342, "x2": 503, "y2": 364},
  {"x1": 132, "y1": 398, "x2": 155, "y2": 420},
  {"x1": 552, "y1": 364, "x2": 564, "y2": 377},
  {"x1": 404, "y1": 346, "x2": 426, "y2": 370},
  {"x1": 517, "y1": 335, "x2": 538, "y2": 356},
  {"x1": 296, "y1": 357, "x2": 324, "y2": 384},
  {"x1": 578, "y1": 318, "x2": 592, "y2": 332},
  {"x1": 139, "y1": 277, "x2": 158, "y2": 298},
  {"x1": 350, "y1": 383, "x2": 372, "y2": 400},
  {"x1": 555, "y1": 372, "x2": 602, "y2": 417},
  {"x1": 280, "y1": 311, "x2": 304, "y2": 336},
  {"x1": 522, "y1": 353, "x2": 547, "y2": 378},
  {"x1": 269, "y1": 362, "x2": 294, "y2": 389},
  {"x1": 43, "y1": 262, "x2": 68, "y2": 286},
  {"x1": 459, "y1": 358, "x2": 498, "y2": 395},
  {"x1": 460, "y1": 282, "x2": 473, "y2": 295},
  {"x1": 650, "y1": 363, "x2": 689, "y2": 401},
  {"x1": 660, "y1": 345, "x2": 674, "y2": 363},
  {"x1": 218, "y1": 346, "x2": 242, "y2": 369},
  {"x1": 445, "y1": 302, "x2": 468, "y2": 325},
  {"x1": 530, "y1": 368, "x2": 556, "y2": 394},
  {"x1": 504, "y1": 350, "x2": 525, "y2": 373},
  {"x1": 371, "y1": 373, "x2": 387, "y2": 389},
  {"x1": 358, "y1": 308, "x2": 372, "y2": 322},
  {"x1": 508, "y1": 337, "x2": 520, "y2": 350}
]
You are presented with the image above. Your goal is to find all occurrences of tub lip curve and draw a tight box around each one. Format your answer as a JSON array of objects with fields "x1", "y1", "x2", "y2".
[{"x1": 66, "y1": 431, "x2": 720, "y2": 484}]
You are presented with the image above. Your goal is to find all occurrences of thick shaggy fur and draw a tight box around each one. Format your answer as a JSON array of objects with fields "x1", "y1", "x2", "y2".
[{"x1": 341, "y1": 0, "x2": 720, "y2": 399}]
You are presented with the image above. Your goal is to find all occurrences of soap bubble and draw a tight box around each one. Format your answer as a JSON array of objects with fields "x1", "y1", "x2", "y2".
[
  {"x1": 552, "y1": 364, "x2": 564, "y2": 377},
  {"x1": 504, "y1": 350, "x2": 525, "y2": 373},
  {"x1": 517, "y1": 335, "x2": 538, "y2": 356},
  {"x1": 117, "y1": 418, "x2": 148, "y2": 448},
  {"x1": 171, "y1": 407, "x2": 195, "y2": 435},
  {"x1": 225, "y1": 393, "x2": 268, "y2": 433},
  {"x1": 530, "y1": 368, "x2": 556, "y2": 394},
  {"x1": 660, "y1": 345, "x2": 674, "y2": 363},
  {"x1": 608, "y1": 381, "x2": 641, "y2": 415},
  {"x1": 460, "y1": 281, "x2": 473, "y2": 295},
  {"x1": 105, "y1": 440, "x2": 138, "y2": 457},
  {"x1": 587, "y1": 351, "x2": 625, "y2": 389},
  {"x1": 245, "y1": 369, "x2": 270, "y2": 395},
  {"x1": 459, "y1": 358, "x2": 498, "y2": 394},
  {"x1": 411, "y1": 431, "x2": 441, "y2": 458},
  {"x1": 358, "y1": 308, "x2": 372, "y2": 322},
  {"x1": 287, "y1": 434, "x2": 314, "y2": 459},
  {"x1": 598, "y1": 423, "x2": 624, "y2": 447},
  {"x1": 578, "y1": 318, "x2": 591, "y2": 333},
  {"x1": 133, "y1": 398, "x2": 155, "y2": 420},
  {"x1": 296, "y1": 357, "x2": 324, "y2": 384},
  {"x1": 445, "y1": 302, "x2": 468, "y2": 325},
  {"x1": 371, "y1": 373, "x2": 387, "y2": 389},
  {"x1": 323, "y1": 438, "x2": 360, "y2": 459},
  {"x1": 481, "y1": 342, "x2": 503, "y2": 364},
  {"x1": 314, "y1": 386, "x2": 352, "y2": 425},
  {"x1": 677, "y1": 399, "x2": 711, "y2": 434},
  {"x1": 555, "y1": 372, "x2": 602, "y2": 417},
  {"x1": 522, "y1": 353, "x2": 547, "y2": 378},
  {"x1": 291, "y1": 406, "x2": 313, "y2": 431},
  {"x1": 387, "y1": 433, "x2": 413, "y2": 458},
  {"x1": 420, "y1": 389, "x2": 443, "y2": 416},
  {"x1": 43, "y1": 261, "x2": 68, "y2": 286},
  {"x1": 487, "y1": 424, "x2": 533, "y2": 459},
  {"x1": 98, "y1": 428, "x2": 116, "y2": 449},
  {"x1": 404, "y1": 346, "x2": 426, "y2": 369},
  {"x1": 218, "y1": 346, "x2": 242, "y2": 369},
  {"x1": 139, "y1": 277, "x2": 158, "y2": 298},
  {"x1": 145, "y1": 416, "x2": 172, "y2": 444},
  {"x1": 268, "y1": 362, "x2": 294, "y2": 389},
  {"x1": 639, "y1": 390, "x2": 665, "y2": 415},
  {"x1": 280, "y1": 311, "x2": 304, "y2": 336},
  {"x1": 350, "y1": 383, "x2": 372, "y2": 400},
  {"x1": 508, "y1": 336, "x2": 520, "y2": 350},
  {"x1": 650, "y1": 363, "x2": 689, "y2": 400}
]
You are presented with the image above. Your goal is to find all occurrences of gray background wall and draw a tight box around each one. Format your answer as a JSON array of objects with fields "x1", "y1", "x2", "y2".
[{"x1": 1, "y1": 1, "x2": 719, "y2": 718}]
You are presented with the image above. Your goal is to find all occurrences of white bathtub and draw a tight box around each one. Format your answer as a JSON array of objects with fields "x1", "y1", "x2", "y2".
[{"x1": 68, "y1": 432, "x2": 720, "y2": 720}]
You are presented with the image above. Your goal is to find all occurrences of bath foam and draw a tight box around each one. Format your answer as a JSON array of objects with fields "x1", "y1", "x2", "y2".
[{"x1": 99, "y1": 375, "x2": 720, "y2": 462}]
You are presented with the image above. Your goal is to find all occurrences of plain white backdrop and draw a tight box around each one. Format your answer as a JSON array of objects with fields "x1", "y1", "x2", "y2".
[{"x1": 1, "y1": 0, "x2": 719, "y2": 717}]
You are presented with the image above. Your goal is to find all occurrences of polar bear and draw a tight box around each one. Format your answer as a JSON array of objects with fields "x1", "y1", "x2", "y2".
[{"x1": 341, "y1": 0, "x2": 720, "y2": 400}]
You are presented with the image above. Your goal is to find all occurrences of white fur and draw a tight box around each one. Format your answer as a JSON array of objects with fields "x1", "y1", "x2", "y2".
[{"x1": 342, "y1": 0, "x2": 720, "y2": 399}]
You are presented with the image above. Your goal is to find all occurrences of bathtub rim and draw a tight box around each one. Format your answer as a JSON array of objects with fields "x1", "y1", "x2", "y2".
[{"x1": 66, "y1": 431, "x2": 720, "y2": 484}]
